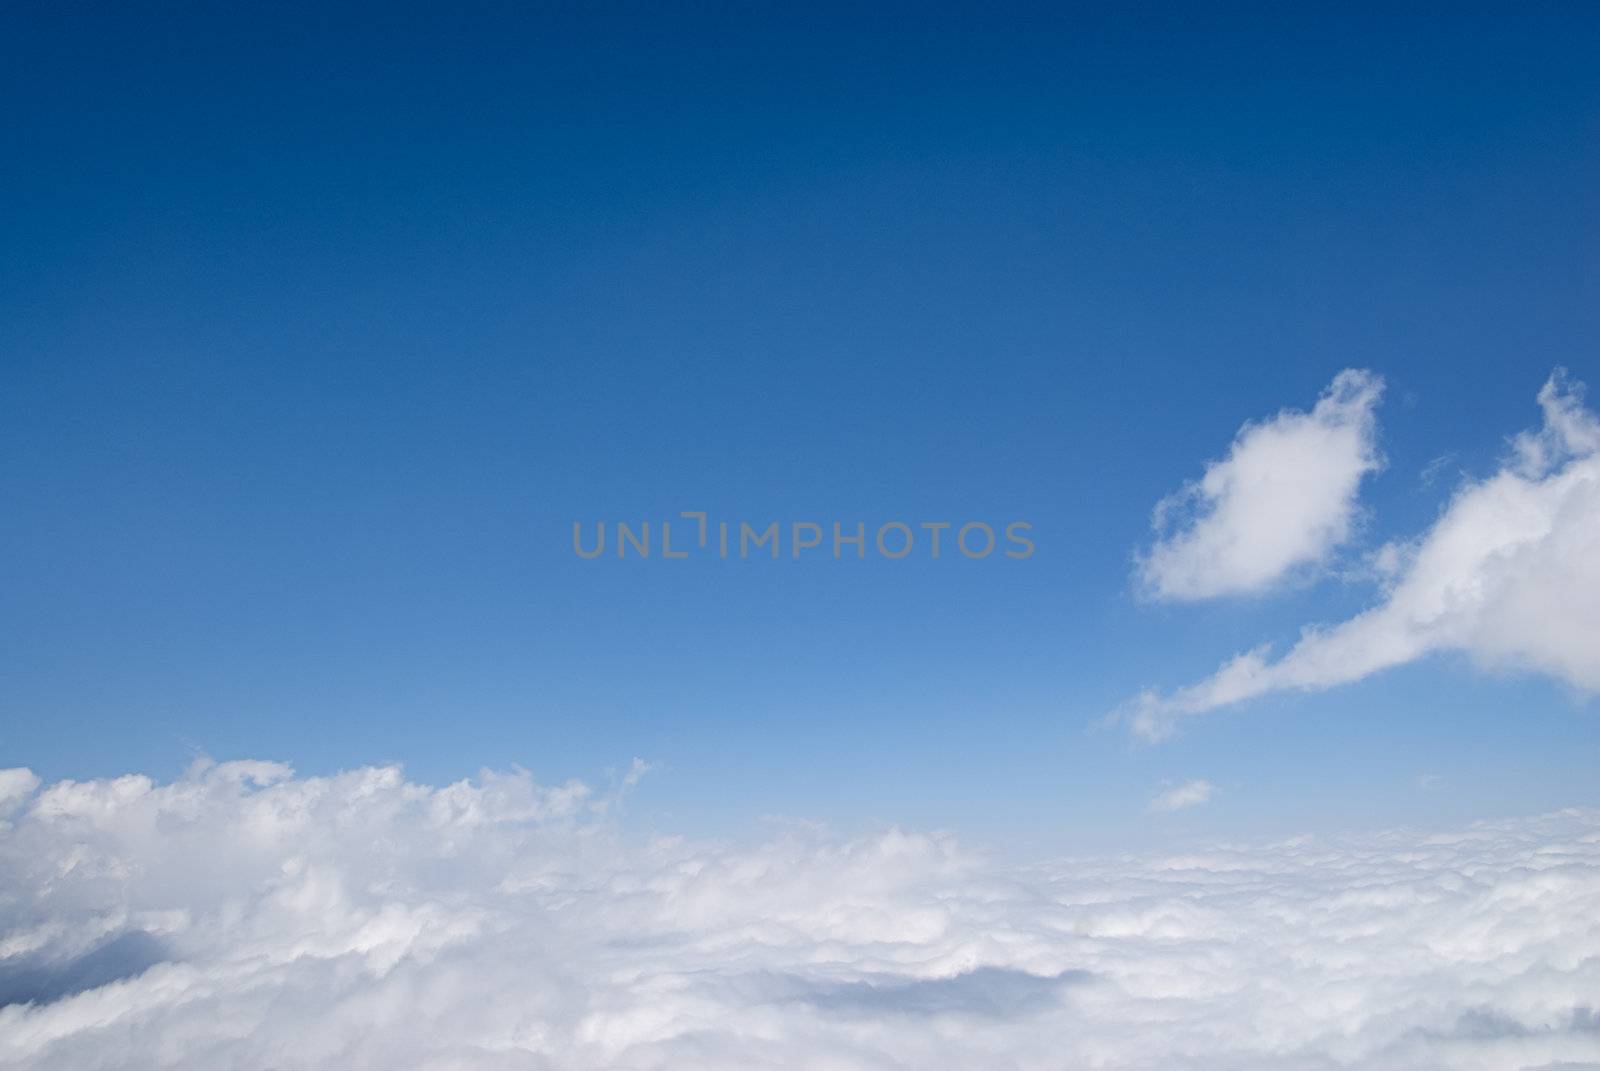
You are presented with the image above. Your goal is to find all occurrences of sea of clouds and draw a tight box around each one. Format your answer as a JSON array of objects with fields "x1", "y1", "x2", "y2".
[{"x1": 3, "y1": 760, "x2": 1599, "y2": 1070}]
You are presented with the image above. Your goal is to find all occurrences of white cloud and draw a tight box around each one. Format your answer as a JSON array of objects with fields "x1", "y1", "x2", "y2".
[
  {"x1": 1137, "y1": 369, "x2": 1385, "y2": 601},
  {"x1": 5, "y1": 759, "x2": 1600, "y2": 1069},
  {"x1": 0, "y1": 769, "x2": 39, "y2": 816},
  {"x1": 1147, "y1": 779, "x2": 1216, "y2": 813},
  {"x1": 1127, "y1": 370, "x2": 1600, "y2": 741}
]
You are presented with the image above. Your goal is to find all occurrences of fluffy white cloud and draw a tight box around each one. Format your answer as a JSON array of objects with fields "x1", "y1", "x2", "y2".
[
  {"x1": 1137, "y1": 369, "x2": 1386, "y2": 601},
  {"x1": 4, "y1": 759, "x2": 1600, "y2": 1069},
  {"x1": 1128, "y1": 370, "x2": 1600, "y2": 741},
  {"x1": 0, "y1": 769, "x2": 39, "y2": 814},
  {"x1": 1147, "y1": 779, "x2": 1216, "y2": 813}
]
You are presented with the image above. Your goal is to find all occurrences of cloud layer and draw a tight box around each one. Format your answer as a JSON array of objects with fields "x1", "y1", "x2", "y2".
[
  {"x1": 1138, "y1": 369, "x2": 1385, "y2": 601},
  {"x1": 5, "y1": 760, "x2": 1600, "y2": 1069},
  {"x1": 1128, "y1": 370, "x2": 1600, "y2": 741}
]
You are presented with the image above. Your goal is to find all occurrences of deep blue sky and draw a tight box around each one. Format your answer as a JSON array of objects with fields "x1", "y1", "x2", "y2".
[{"x1": 3, "y1": 4, "x2": 1598, "y2": 847}]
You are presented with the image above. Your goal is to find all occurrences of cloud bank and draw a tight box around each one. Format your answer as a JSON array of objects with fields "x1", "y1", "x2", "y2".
[
  {"x1": 5, "y1": 760, "x2": 1600, "y2": 1069},
  {"x1": 1138, "y1": 369, "x2": 1385, "y2": 601},
  {"x1": 1128, "y1": 370, "x2": 1600, "y2": 741}
]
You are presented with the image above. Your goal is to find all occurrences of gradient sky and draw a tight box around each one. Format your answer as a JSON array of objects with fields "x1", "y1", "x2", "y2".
[{"x1": 3, "y1": 4, "x2": 1598, "y2": 850}]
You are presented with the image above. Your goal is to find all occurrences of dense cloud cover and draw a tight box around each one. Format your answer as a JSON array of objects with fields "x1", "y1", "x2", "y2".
[{"x1": 3, "y1": 760, "x2": 1600, "y2": 1069}]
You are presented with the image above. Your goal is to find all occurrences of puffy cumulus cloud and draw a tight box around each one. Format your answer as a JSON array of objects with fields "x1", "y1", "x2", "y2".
[
  {"x1": 1127, "y1": 370, "x2": 1600, "y2": 741},
  {"x1": 1147, "y1": 779, "x2": 1216, "y2": 813},
  {"x1": 1137, "y1": 369, "x2": 1385, "y2": 601},
  {"x1": 0, "y1": 769, "x2": 40, "y2": 815},
  {"x1": 4, "y1": 760, "x2": 1600, "y2": 1069}
]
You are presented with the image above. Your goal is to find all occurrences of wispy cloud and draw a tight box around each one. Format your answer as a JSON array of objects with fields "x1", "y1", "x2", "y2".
[
  {"x1": 1137, "y1": 369, "x2": 1385, "y2": 601},
  {"x1": 1125, "y1": 370, "x2": 1600, "y2": 741},
  {"x1": 1147, "y1": 778, "x2": 1217, "y2": 812}
]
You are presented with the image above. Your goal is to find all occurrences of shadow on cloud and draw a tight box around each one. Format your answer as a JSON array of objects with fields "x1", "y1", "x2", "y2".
[{"x1": 0, "y1": 931, "x2": 171, "y2": 1009}]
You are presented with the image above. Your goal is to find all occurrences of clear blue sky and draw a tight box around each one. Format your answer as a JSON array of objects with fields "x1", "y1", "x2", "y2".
[{"x1": 3, "y1": 4, "x2": 1597, "y2": 849}]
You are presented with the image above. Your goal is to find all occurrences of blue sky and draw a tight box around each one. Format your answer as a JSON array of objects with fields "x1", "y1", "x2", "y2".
[{"x1": 3, "y1": 4, "x2": 1598, "y2": 849}]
